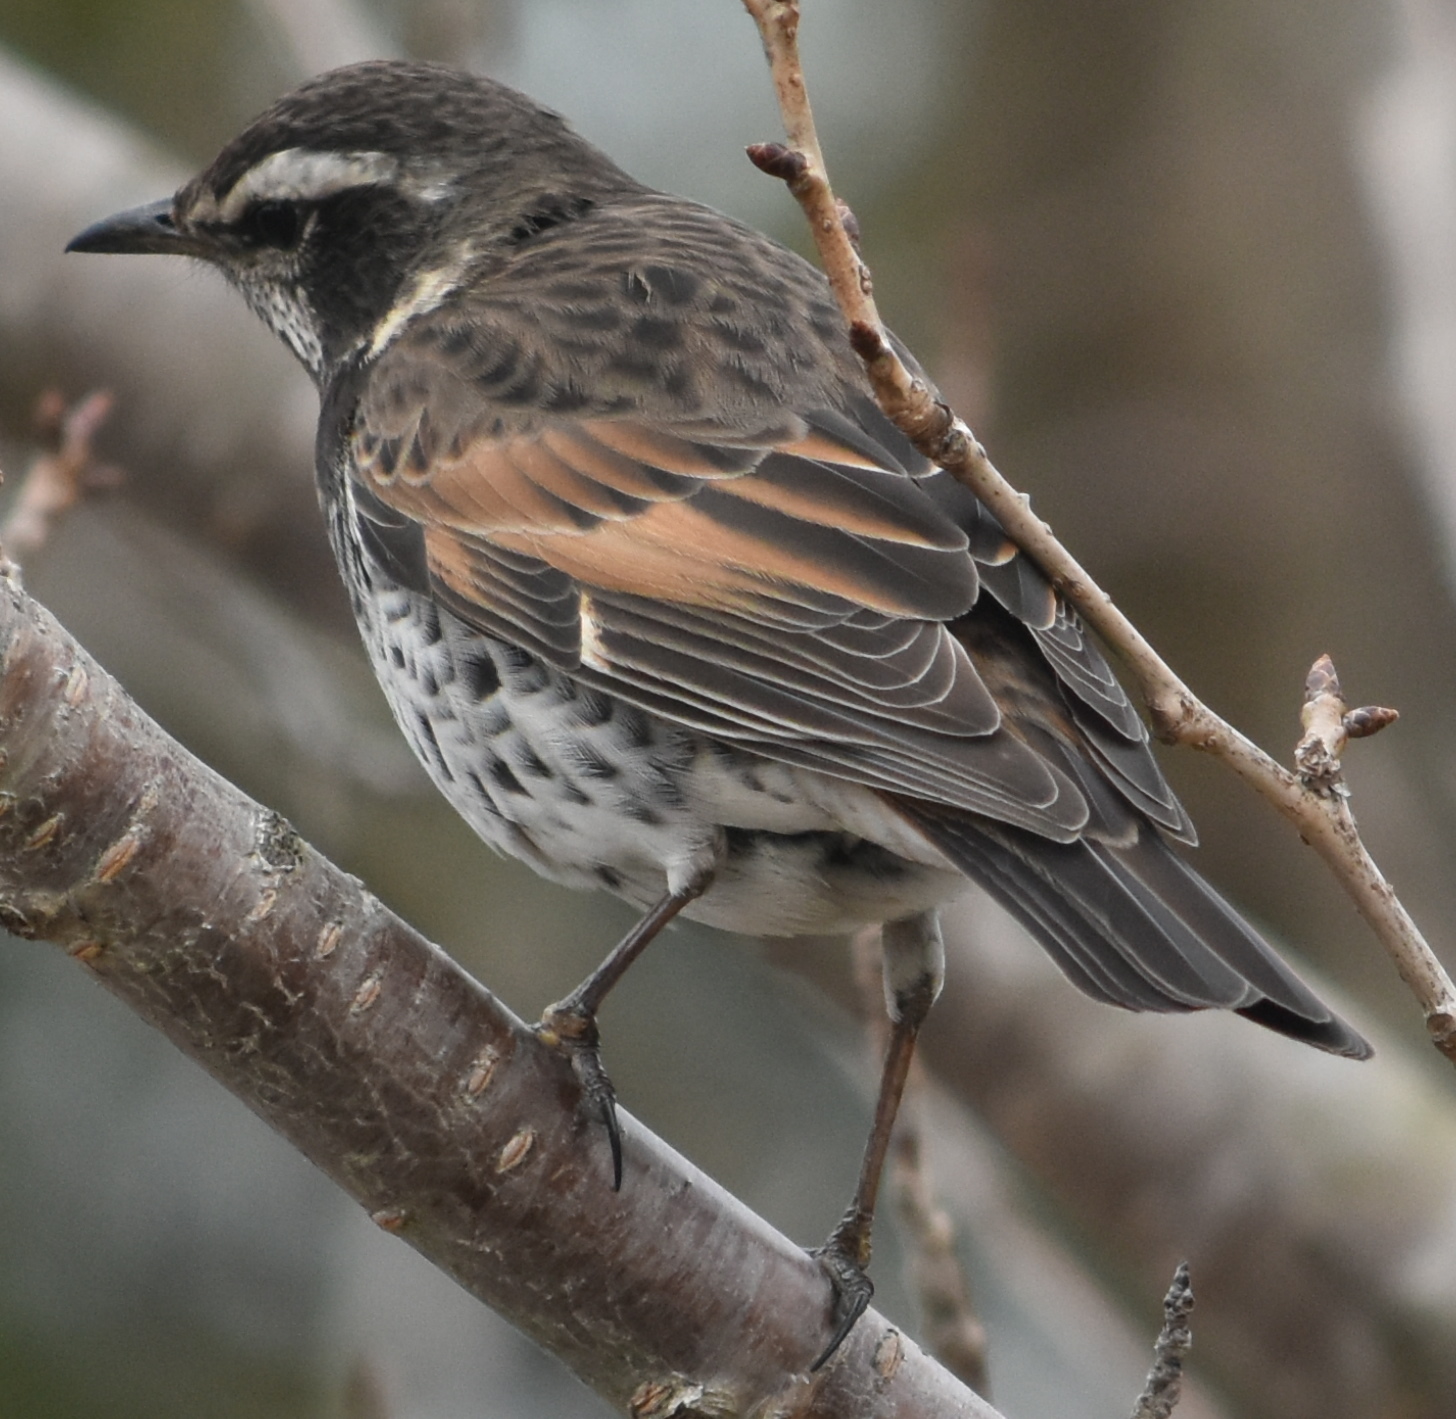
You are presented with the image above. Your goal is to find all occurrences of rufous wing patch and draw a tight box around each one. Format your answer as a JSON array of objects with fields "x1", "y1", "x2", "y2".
[{"x1": 359, "y1": 415, "x2": 970, "y2": 617}]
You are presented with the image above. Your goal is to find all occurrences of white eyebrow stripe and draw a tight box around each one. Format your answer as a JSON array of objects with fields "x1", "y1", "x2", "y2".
[{"x1": 217, "y1": 149, "x2": 402, "y2": 221}]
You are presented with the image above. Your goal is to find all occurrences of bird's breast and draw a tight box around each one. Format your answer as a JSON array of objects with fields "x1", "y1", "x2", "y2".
[{"x1": 339, "y1": 522, "x2": 964, "y2": 936}]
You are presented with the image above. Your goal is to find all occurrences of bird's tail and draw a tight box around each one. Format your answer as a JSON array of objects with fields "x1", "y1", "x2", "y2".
[{"x1": 901, "y1": 802, "x2": 1372, "y2": 1059}]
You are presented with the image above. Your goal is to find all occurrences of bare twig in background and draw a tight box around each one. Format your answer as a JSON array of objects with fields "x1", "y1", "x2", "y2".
[
  {"x1": 1131, "y1": 1264, "x2": 1194, "y2": 1419},
  {"x1": 890, "y1": 1109, "x2": 992, "y2": 1397},
  {"x1": 0, "y1": 567, "x2": 1001, "y2": 1419},
  {"x1": 850, "y1": 933, "x2": 991, "y2": 1397},
  {"x1": 1, "y1": 389, "x2": 120, "y2": 565},
  {"x1": 739, "y1": 0, "x2": 1456, "y2": 1063}
]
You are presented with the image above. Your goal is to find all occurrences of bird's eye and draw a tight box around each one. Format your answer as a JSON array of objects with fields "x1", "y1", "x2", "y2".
[{"x1": 242, "y1": 200, "x2": 303, "y2": 249}]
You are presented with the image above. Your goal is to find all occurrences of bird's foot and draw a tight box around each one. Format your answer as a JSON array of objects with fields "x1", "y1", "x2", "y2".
[
  {"x1": 537, "y1": 1003, "x2": 623, "y2": 1189},
  {"x1": 809, "y1": 1214, "x2": 875, "y2": 1371}
]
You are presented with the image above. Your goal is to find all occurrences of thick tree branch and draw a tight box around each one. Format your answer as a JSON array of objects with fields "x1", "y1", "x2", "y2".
[
  {"x1": 739, "y1": 0, "x2": 1456, "y2": 1063},
  {"x1": 0, "y1": 572, "x2": 998, "y2": 1419}
]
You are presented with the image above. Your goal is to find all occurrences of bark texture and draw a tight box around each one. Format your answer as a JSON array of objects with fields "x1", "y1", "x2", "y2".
[{"x1": 0, "y1": 572, "x2": 996, "y2": 1419}]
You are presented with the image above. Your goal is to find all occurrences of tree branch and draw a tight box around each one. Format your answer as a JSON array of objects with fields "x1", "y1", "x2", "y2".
[
  {"x1": 739, "y1": 0, "x2": 1456, "y2": 1063},
  {"x1": 0, "y1": 569, "x2": 1001, "y2": 1419}
]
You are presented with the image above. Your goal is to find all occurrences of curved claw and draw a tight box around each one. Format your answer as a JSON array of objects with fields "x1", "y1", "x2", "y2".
[
  {"x1": 533, "y1": 884, "x2": 712, "y2": 1194},
  {"x1": 811, "y1": 1237, "x2": 875, "y2": 1370},
  {"x1": 568, "y1": 1040, "x2": 624, "y2": 1190},
  {"x1": 538, "y1": 1007, "x2": 624, "y2": 1189}
]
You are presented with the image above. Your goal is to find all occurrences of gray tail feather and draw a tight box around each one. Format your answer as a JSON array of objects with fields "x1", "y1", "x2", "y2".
[{"x1": 905, "y1": 807, "x2": 1371, "y2": 1060}]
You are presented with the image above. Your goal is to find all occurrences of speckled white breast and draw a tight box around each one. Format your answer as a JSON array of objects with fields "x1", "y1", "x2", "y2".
[{"x1": 351, "y1": 578, "x2": 967, "y2": 938}]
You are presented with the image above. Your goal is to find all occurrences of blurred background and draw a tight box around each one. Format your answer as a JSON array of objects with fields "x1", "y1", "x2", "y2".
[{"x1": 2, "y1": 0, "x2": 1455, "y2": 1415}]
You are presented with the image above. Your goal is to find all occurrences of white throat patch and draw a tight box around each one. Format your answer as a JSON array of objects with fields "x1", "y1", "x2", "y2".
[{"x1": 239, "y1": 279, "x2": 324, "y2": 379}]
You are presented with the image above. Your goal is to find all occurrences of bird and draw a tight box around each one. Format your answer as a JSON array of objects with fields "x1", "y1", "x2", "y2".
[{"x1": 68, "y1": 59, "x2": 1370, "y2": 1368}]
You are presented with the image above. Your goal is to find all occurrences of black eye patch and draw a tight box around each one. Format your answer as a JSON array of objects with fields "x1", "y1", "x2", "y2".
[{"x1": 240, "y1": 200, "x2": 304, "y2": 249}]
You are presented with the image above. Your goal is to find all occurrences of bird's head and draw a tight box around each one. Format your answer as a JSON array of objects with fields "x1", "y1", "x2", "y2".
[{"x1": 68, "y1": 60, "x2": 641, "y2": 383}]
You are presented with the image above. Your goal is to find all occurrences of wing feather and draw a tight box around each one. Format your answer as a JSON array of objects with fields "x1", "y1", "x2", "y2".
[{"x1": 342, "y1": 320, "x2": 1179, "y2": 845}]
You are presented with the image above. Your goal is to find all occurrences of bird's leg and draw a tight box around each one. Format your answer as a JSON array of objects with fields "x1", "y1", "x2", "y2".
[
  {"x1": 537, "y1": 844, "x2": 719, "y2": 1189},
  {"x1": 813, "y1": 909, "x2": 945, "y2": 1370}
]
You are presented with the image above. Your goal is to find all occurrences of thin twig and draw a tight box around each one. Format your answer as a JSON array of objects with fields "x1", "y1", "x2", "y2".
[
  {"x1": 1, "y1": 389, "x2": 120, "y2": 568},
  {"x1": 851, "y1": 932, "x2": 991, "y2": 1396},
  {"x1": 739, "y1": 0, "x2": 1456, "y2": 1063},
  {"x1": 890, "y1": 1114, "x2": 992, "y2": 1396},
  {"x1": 1130, "y1": 1263, "x2": 1194, "y2": 1419}
]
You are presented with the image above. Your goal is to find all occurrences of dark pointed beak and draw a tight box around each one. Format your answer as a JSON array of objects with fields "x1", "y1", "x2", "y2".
[{"x1": 67, "y1": 198, "x2": 198, "y2": 256}]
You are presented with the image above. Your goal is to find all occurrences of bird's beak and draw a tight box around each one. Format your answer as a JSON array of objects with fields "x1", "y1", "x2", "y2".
[{"x1": 66, "y1": 198, "x2": 199, "y2": 257}]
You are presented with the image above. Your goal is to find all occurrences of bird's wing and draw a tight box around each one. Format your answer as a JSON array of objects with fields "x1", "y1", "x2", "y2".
[
  {"x1": 338, "y1": 314, "x2": 1371, "y2": 1060},
  {"x1": 339, "y1": 336, "x2": 1125, "y2": 838}
]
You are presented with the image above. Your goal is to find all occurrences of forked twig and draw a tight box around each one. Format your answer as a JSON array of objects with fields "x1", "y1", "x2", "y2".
[{"x1": 739, "y1": 0, "x2": 1456, "y2": 1062}]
